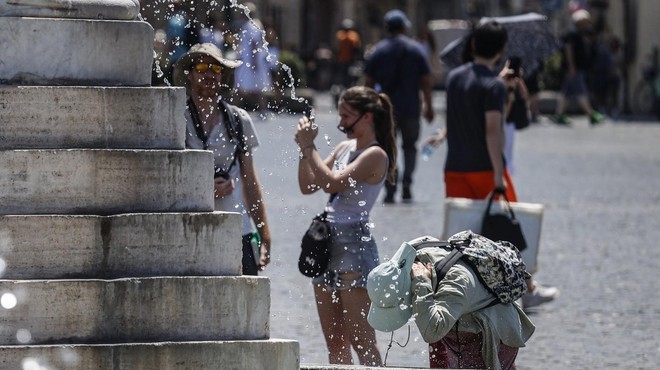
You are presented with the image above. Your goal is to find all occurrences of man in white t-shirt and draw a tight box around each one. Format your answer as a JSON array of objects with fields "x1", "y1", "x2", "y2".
[{"x1": 173, "y1": 43, "x2": 272, "y2": 275}]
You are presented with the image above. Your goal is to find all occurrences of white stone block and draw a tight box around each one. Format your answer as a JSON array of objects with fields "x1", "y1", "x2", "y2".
[
  {"x1": 0, "y1": 149, "x2": 214, "y2": 214},
  {"x1": 0, "y1": 212, "x2": 242, "y2": 279},
  {"x1": 0, "y1": 340, "x2": 300, "y2": 369},
  {"x1": 0, "y1": 17, "x2": 153, "y2": 85},
  {"x1": 0, "y1": 277, "x2": 270, "y2": 344},
  {"x1": 0, "y1": 0, "x2": 140, "y2": 20},
  {"x1": 0, "y1": 86, "x2": 186, "y2": 149}
]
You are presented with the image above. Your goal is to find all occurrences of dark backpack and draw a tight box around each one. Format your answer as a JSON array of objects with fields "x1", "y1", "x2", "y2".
[{"x1": 410, "y1": 231, "x2": 529, "y2": 305}]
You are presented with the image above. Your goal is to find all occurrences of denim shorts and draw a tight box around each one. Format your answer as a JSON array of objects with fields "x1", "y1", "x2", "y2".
[{"x1": 312, "y1": 220, "x2": 380, "y2": 290}]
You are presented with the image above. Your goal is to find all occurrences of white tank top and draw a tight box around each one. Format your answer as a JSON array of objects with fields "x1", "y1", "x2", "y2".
[{"x1": 326, "y1": 140, "x2": 386, "y2": 224}]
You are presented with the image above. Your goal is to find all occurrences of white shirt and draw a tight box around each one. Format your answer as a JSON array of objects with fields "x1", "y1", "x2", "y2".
[{"x1": 184, "y1": 103, "x2": 260, "y2": 234}]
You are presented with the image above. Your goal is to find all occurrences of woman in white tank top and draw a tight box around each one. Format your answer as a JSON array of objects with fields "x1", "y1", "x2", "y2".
[{"x1": 295, "y1": 86, "x2": 397, "y2": 366}]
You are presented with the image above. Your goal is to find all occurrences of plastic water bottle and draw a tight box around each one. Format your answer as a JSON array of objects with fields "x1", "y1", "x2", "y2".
[{"x1": 421, "y1": 143, "x2": 434, "y2": 161}]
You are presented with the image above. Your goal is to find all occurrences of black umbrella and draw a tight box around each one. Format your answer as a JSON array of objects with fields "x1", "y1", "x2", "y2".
[{"x1": 439, "y1": 13, "x2": 561, "y2": 78}]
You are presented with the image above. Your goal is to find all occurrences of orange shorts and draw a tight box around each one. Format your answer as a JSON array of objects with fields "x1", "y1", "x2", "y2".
[{"x1": 444, "y1": 170, "x2": 518, "y2": 201}]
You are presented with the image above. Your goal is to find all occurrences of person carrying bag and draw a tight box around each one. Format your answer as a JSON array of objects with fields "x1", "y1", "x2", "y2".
[{"x1": 295, "y1": 86, "x2": 397, "y2": 366}]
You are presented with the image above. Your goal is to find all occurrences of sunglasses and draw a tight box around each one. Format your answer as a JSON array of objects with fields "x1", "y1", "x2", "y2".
[{"x1": 193, "y1": 63, "x2": 223, "y2": 74}]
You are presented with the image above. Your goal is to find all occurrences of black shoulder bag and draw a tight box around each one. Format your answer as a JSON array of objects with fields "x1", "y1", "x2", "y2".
[{"x1": 298, "y1": 192, "x2": 338, "y2": 278}]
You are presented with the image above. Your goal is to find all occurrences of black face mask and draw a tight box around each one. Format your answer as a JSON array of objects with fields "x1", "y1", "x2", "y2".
[{"x1": 337, "y1": 113, "x2": 365, "y2": 134}]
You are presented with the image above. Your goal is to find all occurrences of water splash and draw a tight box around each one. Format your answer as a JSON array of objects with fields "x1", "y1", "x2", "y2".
[
  {"x1": 21, "y1": 358, "x2": 46, "y2": 370},
  {"x1": 16, "y1": 329, "x2": 32, "y2": 344},
  {"x1": 142, "y1": 1, "x2": 308, "y2": 110},
  {"x1": 1, "y1": 292, "x2": 17, "y2": 309}
]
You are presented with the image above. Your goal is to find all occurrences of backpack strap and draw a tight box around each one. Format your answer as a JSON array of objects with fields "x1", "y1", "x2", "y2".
[
  {"x1": 220, "y1": 101, "x2": 247, "y2": 155},
  {"x1": 433, "y1": 248, "x2": 464, "y2": 285},
  {"x1": 187, "y1": 98, "x2": 209, "y2": 145},
  {"x1": 187, "y1": 98, "x2": 247, "y2": 175},
  {"x1": 414, "y1": 238, "x2": 502, "y2": 308}
]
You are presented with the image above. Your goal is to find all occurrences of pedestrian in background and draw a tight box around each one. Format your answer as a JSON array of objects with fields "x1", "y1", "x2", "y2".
[
  {"x1": 364, "y1": 9, "x2": 434, "y2": 204},
  {"x1": 334, "y1": 18, "x2": 362, "y2": 88},
  {"x1": 441, "y1": 21, "x2": 558, "y2": 310},
  {"x1": 552, "y1": 9, "x2": 604, "y2": 125},
  {"x1": 295, "y1": 86, "x2": 397, "y2": 366},
  {"x1": 443, "y1": 21, "x2": 516, "y2": 201},
  {"x1": 198, "y1": 11, "x2": 234, "y2": 57},
  {"x1": 235, "y1": 2, "x2": 276, "y2": 119},
  {"x1": 524, "y1": 59, "x2": 544, "y2": 123},
  {"x1": 503, "y1": 56, "x2": 530, "y2": 177},
  {"x1": 162, "y1": 0, "x2": 199, "y2": 83},
  {"x1": 173, "y1": 43, "x2": 272, "y2": 276}
]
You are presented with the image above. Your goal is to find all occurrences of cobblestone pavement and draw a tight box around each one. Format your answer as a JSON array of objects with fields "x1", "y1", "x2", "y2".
[{"x1": 254, "y1": 92, "x2": 659, "y2": 369}]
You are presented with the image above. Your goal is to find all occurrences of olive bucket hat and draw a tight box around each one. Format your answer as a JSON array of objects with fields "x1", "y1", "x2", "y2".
[
  {"x1": 367, "y1": 241, "x2": 416, "y2": 332},
  {"x1": 172, "y1": 43, "x2": 242, "y2": 93}
]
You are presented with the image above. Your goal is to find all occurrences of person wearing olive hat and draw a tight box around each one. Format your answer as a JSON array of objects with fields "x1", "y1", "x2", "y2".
[
  {"x1": 367, "y1": 235, "x2": 535, "y2": 369},
  {"x1": 173, "y1": 43, "x2": 272, "y2": 276}
]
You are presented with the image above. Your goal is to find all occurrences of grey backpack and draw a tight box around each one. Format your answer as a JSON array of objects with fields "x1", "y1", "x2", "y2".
[{"x1": 410, "y1": 231, "x2": 529, "y2": 305}]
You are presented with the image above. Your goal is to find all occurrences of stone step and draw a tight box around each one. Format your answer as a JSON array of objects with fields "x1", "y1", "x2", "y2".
[
  {"x1": 0, "y1": 340, "x2": 299, "y2": 369},
  {"x1": 0, "y1": 212, "x2": 242, "y2": 279},
  {"x1": 0, "y1": 277, "x2": 270, "y2": 344},
  {"x1": 0, "y1": 86, "x2": 186, "y2": 150},
  {"x1": 0, "y1": 17, "x2": 152, "y2": 86},
  {"x1": 0, "y1": 0, "x2": 140, "y2": 20},
  {"x1": 0, "y1": 149, "x2": 214, "y2": 215}
]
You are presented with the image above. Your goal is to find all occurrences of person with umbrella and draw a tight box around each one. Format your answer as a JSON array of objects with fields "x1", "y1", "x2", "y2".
[
  {"x1": 425, "y1": 20, "x2": 558, "y2": 312},
  {"x1": 440, "y1": 13, "x2": 560, "y2": 82}
]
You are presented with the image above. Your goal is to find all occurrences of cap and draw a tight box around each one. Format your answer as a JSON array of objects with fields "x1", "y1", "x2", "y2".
[
  {"x1": 172, "y1": 43, "x2": 242, "y2": 91},
  {"x1": 367, "y1": 242, "x2": 416, "y2": 332},
  {"x1": 384, "y1": 9, "x2": 411, "y2": 31}
]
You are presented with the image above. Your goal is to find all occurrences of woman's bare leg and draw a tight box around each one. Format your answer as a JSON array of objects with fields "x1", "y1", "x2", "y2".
[
  {"x1": 338, "y1": 273, "x2": 383, "y2": 366},
  {"x1": 314, "y1": 284, "x2": 352, "y2": 364}
]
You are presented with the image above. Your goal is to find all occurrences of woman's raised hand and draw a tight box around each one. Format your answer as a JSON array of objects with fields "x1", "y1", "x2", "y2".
[{"x1": 295, "y1": 116, "x2": 318, "y2": 148}]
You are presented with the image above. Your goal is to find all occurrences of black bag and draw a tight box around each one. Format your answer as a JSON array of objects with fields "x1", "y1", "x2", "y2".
[
  {"x1": 507, "y1": 91, "x2": 530, "y2": 130},
  {"x1": 480, "y1": 189, "x2": 527, "y2": 252},
  {"x1": 299, "y1": 193, "x2": 338, "y2": 278},
  {"x1": 298, "y1": 210, "x2": 332, "y2": 277}
]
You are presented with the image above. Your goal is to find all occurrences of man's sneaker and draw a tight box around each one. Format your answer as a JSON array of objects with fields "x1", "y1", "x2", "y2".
[
  {"x1": 402, "y1": 187, "x2": 413, "y2": 203},
  {"x1": 522, "y1": 282, "x2": 559, "y2": 309},
  {"x1": 551, "y1": 114, "x2": 570, "y2": 125},
  {"x1": 383, "y1": 194, "x2": 395, "y2": 204},
  {"x1": 590, "y1": 111, "x2": 604, "y2": 125}
]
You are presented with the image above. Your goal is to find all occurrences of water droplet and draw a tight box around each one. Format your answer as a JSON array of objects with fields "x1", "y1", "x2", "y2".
[
  {"x1": 1, "y1": 293, "x2": 17, "y2": 309},
  {"x1": 21, "y1": 358, "x2": 42, "y2": 370},
  {"x1": 16, "y1": 329, "x2": 31, "y2": 344}
]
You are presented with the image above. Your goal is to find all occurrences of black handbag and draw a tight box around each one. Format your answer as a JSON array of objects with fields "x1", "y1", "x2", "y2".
[
  {"x1": 298, "y1": 193, "x2": 337, "y2": 278},
  {"x1": 480, "y1": 189, "x2": 528, "y2": 251}
]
